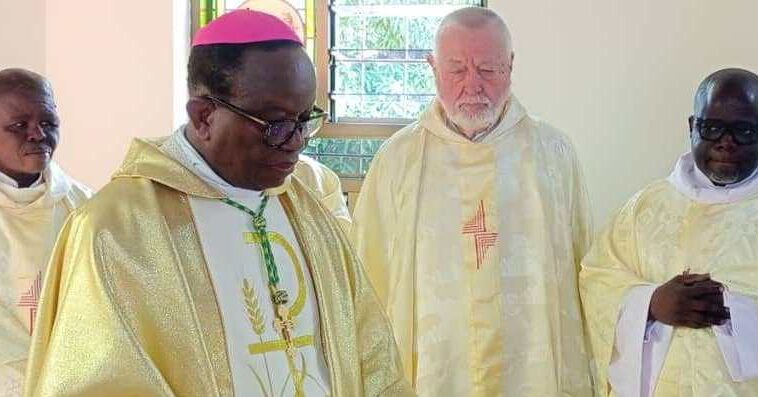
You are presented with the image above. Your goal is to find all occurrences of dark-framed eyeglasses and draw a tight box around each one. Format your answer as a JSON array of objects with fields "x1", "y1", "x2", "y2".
[
  {"x1": 202, "y1": 94, "x2": 326, "y2": 147},
  {"x1": 691, "y1": 117, "x2": 758, "y2": 146}
]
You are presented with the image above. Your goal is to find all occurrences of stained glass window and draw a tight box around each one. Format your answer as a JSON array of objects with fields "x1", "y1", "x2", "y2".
[{"x1": 198, "y1": 0, "x2": 316, "y2": 60}]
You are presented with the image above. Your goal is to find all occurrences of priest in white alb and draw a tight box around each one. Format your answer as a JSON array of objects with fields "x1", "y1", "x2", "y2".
[
  {"x1": 580, "y1": 68, "x2": 758, "y2": 396},
  {"x1": 24, "y1": 10, "x2": 410, "y2": 397},
  {"x1": 351, "y1": 7, "x2": 594, "y2": 396},
  {"x1": 0, "y1": 69, "x2": 90, "y2": 397}
]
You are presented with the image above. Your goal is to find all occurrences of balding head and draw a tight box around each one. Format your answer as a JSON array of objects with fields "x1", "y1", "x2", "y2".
[
  {"x1": 428, "y1": 7, "x2": 514, "y2": 138},
  {"x1": 0, "y1": 68, "x2": 53, "y2": 100},
  {"x1": 689, "y1": 68, "x2": 758, "y2": 186},
  {"x1": 435, "y1": 7, "x2": 513, "y2": 57},
  {"x1": 694, "y1": 68, "x2": 758, "y2": 115},
  {"x1": 0, "y1": 68, "x2": 59, "y2": 187}
]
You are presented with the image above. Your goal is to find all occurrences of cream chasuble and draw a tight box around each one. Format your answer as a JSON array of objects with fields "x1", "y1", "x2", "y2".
[
  {"x1": 580, "y1": 153, "x2": 758, "y2": 397},
  {"x1": 170, "y1": 130, "x2": 331, "y2": 396},
  {"x1": 580, "y1": 156, "x2": 758, "y2": 397},
  {"x1": 0, "y1": 164, "x2": 90, "y2": 397},
  {"x1": 352, "y1": 96, "x2": 594, "y2": 396},
  {"x1": 24, "y1": 135, "x2": 412, "y2": 397}
]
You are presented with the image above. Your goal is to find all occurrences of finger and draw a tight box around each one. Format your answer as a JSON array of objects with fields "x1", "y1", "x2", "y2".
[
  {"x1": 689, "y1": 305, "x2": 731, "y2": 325},
  {"x1": 681, "y1": 273, "x2": 711, "y2": 285},
  {"x1": 685, "y1": 284, "x2": 723, "y2": 298},
  {"x1": 683, "y1": 312, "x2": 720, "y2": 328}
]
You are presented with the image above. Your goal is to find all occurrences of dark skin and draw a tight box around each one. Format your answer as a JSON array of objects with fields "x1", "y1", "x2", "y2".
[
  {"x1": 650, "y1": 69, "x2": 758, "y2": 328},
  {"x1": 0, "y1": 69, "x2": 59, "y2": 188},
  {"x1": 185, "y1": 45, "x2": 317, "y2": 191},
  {"x1": 689, "y1": 69, "x2": 758, "y2": 186}
]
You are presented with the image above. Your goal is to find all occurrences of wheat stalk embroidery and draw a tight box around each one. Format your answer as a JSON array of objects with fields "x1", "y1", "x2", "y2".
[{"x1": 243, "y1": 278, "x2": 266, "y2": 335}]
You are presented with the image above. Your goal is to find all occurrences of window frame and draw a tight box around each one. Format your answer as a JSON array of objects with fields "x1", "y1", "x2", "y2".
[{"x1": 189, "y1": 0, "x2": 486, "y2": 141}]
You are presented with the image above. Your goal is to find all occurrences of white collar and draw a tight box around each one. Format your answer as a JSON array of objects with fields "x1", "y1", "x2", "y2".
[
  {"x1": 171, "y1": 127, "x2": 268, "y2": 199},
  {"x1": 667, "y1": 151, "x2": 758, "y2": 204}
]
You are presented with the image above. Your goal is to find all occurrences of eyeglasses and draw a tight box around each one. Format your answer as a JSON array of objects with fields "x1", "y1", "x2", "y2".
[
  {"x1": 692, "y1": 117, "x2": 758, "y2": 146},
  {"x1": 202, "y1": 95, "x2": 326, "y2": 147}
]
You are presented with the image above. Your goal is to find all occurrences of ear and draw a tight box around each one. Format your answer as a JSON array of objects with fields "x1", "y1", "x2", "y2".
[
  {"x1": 510, "y1": 51, "x2": 515, "y2": 71},
  {"x1": 426, "y1": 53, "x2": 436, "y2": 70},
  {"x1": 187, "y1": 97, "x2": 214, "y2": 141},
  {"x1": 688, "y1": 116, "x2": 694, "y2": 135}
]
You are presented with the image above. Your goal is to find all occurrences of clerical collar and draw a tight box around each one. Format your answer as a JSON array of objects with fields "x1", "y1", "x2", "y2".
[
  {"x1": 172, "y1": 126, "x2": 292, "y2": 198},
  {"x1": 667, "y1": 151, "x2": 758, "y2": 204},
  {"x1": 444, "y1": 100, "x2": 510, "y2": 143},
  {"x1": 0, "y1": 170, "x2": 43, "y2": 189}
]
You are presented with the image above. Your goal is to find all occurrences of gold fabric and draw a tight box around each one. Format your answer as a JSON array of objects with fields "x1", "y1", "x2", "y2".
[
  {"x1": 24, "y1": 137, "x2": 413, "y2": 397},
  {"x1": 580, "y1": 180, "x2": 758, "y2": 396},
  {"x1": 352, "y1": 98, "x2": 594, "y2": 396}
]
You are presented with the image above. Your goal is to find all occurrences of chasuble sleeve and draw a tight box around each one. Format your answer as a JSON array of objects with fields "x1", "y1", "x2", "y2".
[
  {"x1": 350, "y1": 153, "x2": 395, "y2": 307},
  {"x1": 569, "y1": 150, "x2": 593, "y2": 268},
  {"x1": 345, "y1": 243, "x2": 415, "y2": 397},
  {"x1": 24, "y1": 212, "x2": 175, "y2": 397},
  {"x1": 579, "y1": 198, "x2": 654, "y2": 396},
  {"x1": 293, "y1": 156, "x2": 351, "y2": 232}
]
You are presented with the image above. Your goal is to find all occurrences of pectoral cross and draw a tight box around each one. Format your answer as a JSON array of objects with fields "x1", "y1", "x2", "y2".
[{"x1": 271, "y1": 287, "x2": 297, "y2": 359}]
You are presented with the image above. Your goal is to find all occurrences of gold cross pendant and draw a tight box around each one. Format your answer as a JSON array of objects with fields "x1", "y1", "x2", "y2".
[{"x1": 273, "y1": 303, "x2": 296, "y2": 358}]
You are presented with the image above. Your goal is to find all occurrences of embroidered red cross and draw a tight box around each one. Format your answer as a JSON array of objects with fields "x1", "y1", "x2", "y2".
[
  {"x1": 462, "y1": 201, "x2": 498, "y2": 269},
  {"x1": 17, "y1": 271, "x2": 42, "y2": 334}
]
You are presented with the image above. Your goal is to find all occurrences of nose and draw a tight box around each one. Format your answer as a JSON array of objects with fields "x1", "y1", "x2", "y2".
[
  {"x1": 278, "y1": 126, "x2": 307, "y2": 152},
  {"x1": 26, "y1": 124, "x2": 46, "y2": 142},
  {"x1": 462, "y1": 70, "x2": 484, "y2": 95},
  {"x1": 715, "y1": 131, "x2": 738, "y2": 151}
]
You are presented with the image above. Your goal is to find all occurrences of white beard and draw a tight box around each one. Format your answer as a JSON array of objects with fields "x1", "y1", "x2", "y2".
[{"x1": 447, "y1": 95, "x2": 507, "y2": 135}]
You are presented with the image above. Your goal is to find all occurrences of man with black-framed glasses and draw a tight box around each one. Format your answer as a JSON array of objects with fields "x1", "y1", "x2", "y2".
[
  {"x1": 581, "y1": 68, "x2": 758, "y2": 396},
  {"x1": 24, "y1": 10, "x2": 411, "y2": 397}
]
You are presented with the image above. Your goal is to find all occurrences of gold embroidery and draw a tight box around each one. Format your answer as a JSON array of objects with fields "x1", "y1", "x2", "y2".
[
  {"x1": 242, "y1": 279, "x2": 266, "y2": 335},
  {"x1": 243, "y1": 231, "x2": 313, "y2": 396},
  {"x1": 248, "y1": 335, "x2": 315, "y2": 355},
  {"x1": 244, "y1": 231, "x2": 307, "y2": 317}
]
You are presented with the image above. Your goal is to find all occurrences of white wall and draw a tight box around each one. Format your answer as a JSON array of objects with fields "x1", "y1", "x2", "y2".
[
  {"x1": 491, "y1": 0, "x2": 758, "y2": 225},
  {"x1": 0, "y1": 0, "x2": 46, "y2": 72},
  {"x1": 44, "y1": 0, "x2": 179, "y2": 189}
]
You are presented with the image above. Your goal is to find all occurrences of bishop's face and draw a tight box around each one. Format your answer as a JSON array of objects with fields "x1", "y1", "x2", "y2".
[
  {"x1": 196, "y1": 45, "x2": 317, "y2": 191},
  {"x1": 690, "y1": 87, "x2": 758, "y2": 186}
]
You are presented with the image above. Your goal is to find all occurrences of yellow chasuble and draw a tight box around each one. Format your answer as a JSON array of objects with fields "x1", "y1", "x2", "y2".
[
  {"x1": 23, "y1": 137, "x2": 412, "y2": 397},
  {"x1": 580, "y1": 180, "x2": 758, "y2": 396},
  {"x1": 352, "y1": 97, "x2": 594, "y2": 396},
  {"x1": 0, "y1": 163, "x2": 90, "y2": 396}
]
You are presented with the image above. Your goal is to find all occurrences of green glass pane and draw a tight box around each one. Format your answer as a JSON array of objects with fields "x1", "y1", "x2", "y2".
[
  {"x1": 406, "y1": 63, "x2": 435, "y2": 94},
  {"x1": 361, "y1": 157, "x2": 373, "y2": 174},
  {"x1": 335, "y1": 16, "x2": 363, "y2": 50},
  {"x1": 364, "y1": 62, "x2": 405, "y2": 95},
  {"x1": 365, "y1": 17, "x2": 406, "y2": 50},
  {"x1": 408, "y1": 17, "x2": 442, "y2": 49},
  {"x1": 346, "y1": 139, "x2": 362, "y2": 155},
  {"x1": 342, "y1": 157, "x2": 361, "y2": 176},
  {"x1": 334, "y1": 62, "x2": 363, "y2": 94},
  {"x1": 320, "y1": 155, "x2": 345, "y2": 174}
]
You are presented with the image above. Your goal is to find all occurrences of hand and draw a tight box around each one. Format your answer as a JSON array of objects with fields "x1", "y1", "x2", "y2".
[{"x1": 649, "y1": 273, "x2": 730, "y2": 328}]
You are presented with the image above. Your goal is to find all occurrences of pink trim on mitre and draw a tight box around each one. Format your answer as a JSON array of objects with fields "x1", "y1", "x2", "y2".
[{"x1": 192, "y1": 9, "x2": 303, "y2": 47}]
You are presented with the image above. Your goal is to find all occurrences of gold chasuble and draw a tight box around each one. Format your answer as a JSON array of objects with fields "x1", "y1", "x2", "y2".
[
  {"x1": 352, "y1": 97, "x2": 594, "y2": 396},
  {"x1": 24, "y1": 136, "x2": 412, "y2": 397},
  {"x1": 580, "y1": 180, "x2": 758, "y2": 396}
]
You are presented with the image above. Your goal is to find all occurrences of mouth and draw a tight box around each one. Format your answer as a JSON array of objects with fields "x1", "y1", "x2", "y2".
[
  {"x1": 709, "y1": 158, "x2": 739, "y2": 165},
  {"x1": 458, "y1": 103, "x2": 490, "y2": 112},
  {"x1": 25, "y1": 148, "x2": 52, "y2": 157},
  {"x1": 268, "y1": 161, "x2": 297, "y2": 173}
]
